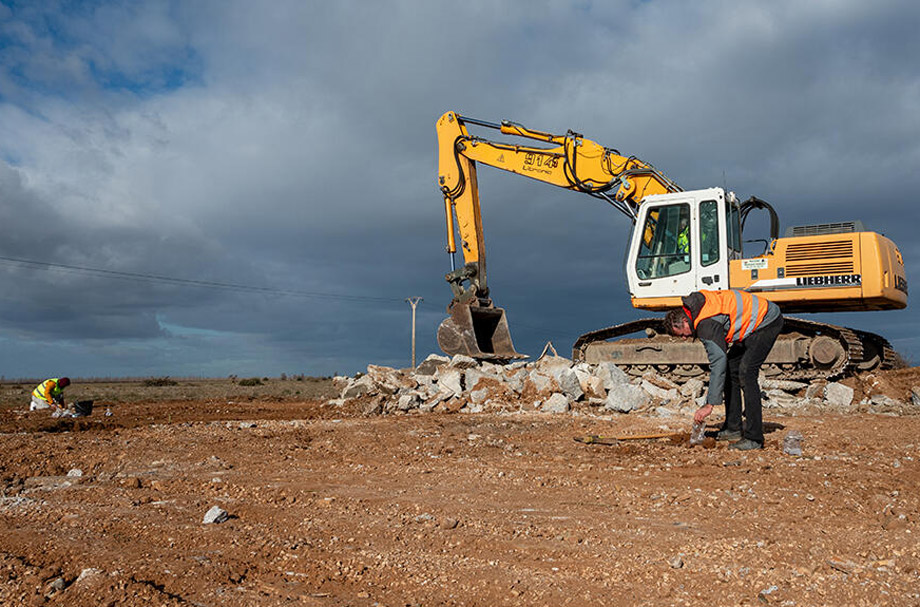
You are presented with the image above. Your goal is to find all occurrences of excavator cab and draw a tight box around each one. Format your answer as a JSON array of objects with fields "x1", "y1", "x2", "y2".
[{"x1": 626, "y1": 187, "x2": 742, "y2": 308}]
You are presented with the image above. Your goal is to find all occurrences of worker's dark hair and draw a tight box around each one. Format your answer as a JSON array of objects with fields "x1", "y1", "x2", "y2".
[
  {"x1": 663, "y1": 308, "x2": 690, "y2": 336},
  {"x1": 58, "y1": 377, "x2": 71, "y2": 387}
]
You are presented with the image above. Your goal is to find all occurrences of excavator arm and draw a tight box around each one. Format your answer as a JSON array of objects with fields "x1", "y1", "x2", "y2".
[{"x1": 436, "y1": 111, "x2": 680, "y2": 358}]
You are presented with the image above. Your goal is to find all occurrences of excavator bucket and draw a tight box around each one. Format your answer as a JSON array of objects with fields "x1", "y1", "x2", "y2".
[{"x1": 437, "y1": 304, "x2": 525, "y2": 360}]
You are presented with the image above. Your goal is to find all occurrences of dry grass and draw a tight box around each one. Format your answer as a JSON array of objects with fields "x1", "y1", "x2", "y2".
[{"x1": 0, "y1": 376, "x2": 337, "y2": 409}]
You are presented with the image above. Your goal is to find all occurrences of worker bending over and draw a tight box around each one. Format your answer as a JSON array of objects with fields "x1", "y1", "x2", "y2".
[
  {"x1": 664, "y1": 290, "x2": 783, "y2": 450},
  {"x1": 30, "y1": 377, "x2": 71, "y2": 414}
]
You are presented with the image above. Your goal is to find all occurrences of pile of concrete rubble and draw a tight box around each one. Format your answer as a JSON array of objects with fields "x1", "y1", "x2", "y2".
[{"x1": 329, "y1": 354, "x2": 916, "y2": 416}]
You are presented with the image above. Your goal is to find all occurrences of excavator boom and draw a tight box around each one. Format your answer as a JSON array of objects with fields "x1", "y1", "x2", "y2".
[{"x1": 436, "y1": 111, "x2": 679, "y2": 358}]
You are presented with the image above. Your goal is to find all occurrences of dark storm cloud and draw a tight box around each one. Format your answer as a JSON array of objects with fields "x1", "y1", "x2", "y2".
[{"x1": 1, "y1": 0, "x2": 918, "y2": 377}]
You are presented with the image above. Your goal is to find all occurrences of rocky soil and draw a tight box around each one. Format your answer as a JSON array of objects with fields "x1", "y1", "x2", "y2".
[{"x1": 1, "y1": 364, "x2": 920, "y2": 606}]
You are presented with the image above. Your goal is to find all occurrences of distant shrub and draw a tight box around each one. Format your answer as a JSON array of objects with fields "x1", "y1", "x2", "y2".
[
  {"x1": 143, "y1": 377, "x2": 178, "y2": 387},
  {"x1": 238, "y1": 377, "x2": 263, "y2": 386}
]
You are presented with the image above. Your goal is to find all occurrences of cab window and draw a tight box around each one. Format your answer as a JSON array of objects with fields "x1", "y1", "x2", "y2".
[
  {"x1": 700, "y1": 200, "x2": 720, "y2": 267},
  {"x1": 635, "y1": 204, "x2": 691, "y2": 279},
  {"x1": 726, "y1": 199, "x2": 742, "y2": 254}
]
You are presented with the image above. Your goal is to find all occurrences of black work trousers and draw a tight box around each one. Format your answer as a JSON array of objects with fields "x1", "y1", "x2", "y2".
[{"x1": 722, "y1": 317, "x2": 784, "y2": 444}]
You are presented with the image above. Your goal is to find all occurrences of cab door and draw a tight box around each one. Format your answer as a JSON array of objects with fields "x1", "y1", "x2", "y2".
[{"x1": 696, "y1": 191, "x2": 730, "y2": 291}]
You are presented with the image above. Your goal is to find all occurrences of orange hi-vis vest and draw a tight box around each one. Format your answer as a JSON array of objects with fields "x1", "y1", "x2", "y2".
[{"x1": 693, "y1": 290, "x2": 770, "y2": 344}]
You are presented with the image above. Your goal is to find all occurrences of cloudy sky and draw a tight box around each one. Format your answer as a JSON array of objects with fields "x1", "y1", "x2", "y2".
[{"x1": 1, "y1": 0, "x2": 918, "y2": 379}]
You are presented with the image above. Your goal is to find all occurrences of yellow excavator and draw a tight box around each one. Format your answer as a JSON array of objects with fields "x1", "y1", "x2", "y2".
[{"x1": 436, "y1": 111, "x2": 908, "y2": 381}]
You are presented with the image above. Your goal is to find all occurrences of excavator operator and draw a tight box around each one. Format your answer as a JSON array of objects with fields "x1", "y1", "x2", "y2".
[{"x1": 664, "y1": 290, "x2": 784, "y2": 451}]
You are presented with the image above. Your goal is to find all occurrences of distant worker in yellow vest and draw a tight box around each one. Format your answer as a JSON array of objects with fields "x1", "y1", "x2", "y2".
[
  {"x1": 664, "y1": 290, "x2": 783, "y2": 450},
  {"x1": 30, "y1": 377, "x2": 71, "y2": 413}
]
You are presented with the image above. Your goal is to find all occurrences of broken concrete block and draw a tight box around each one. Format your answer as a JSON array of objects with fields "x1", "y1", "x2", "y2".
[
  {"x1": 640, "y1": 380, "x2": 677, "y2": 402},
  {"x1": 360, "y1": 397, "x2": 384, "y2": 416},
  {"x1": 824, "y1": 382, "x2": 854, "y2": 408},
  {"x1": 366, "y1": 363, "x2": 398, "y2": 377},
  {"x1": 75, "y1": 568, "x2": 104, "y2": 586},
  {"x1": 464, "y1": 368, "x2": 489, "y2": 392},
  {"x1": 760, "y1": 378, "x2": 808, "y2": 392},
  {"x1": 604, "y1": 383, "x2": 650, "y2": 413},
  {"x1": 527, "y1": 371, "x2": 557, "y2": 395},
  {"x1": 479, "y1": 361, "x2": 502, "y2": 376},
  {"x1": 341, "y1": 374, "x2": 375, "y2": 399},
  {"x1": 502, "y1": 368, "x2": 528, "y2": 393},
  {"x1": 572, "y1": 366, "x2": 593, "y2": 387},
  {"x1": 580, "y1": 375, "x2": 607, "y2": 402},
  {"x1": 368, "y1": 364, "x2": 416, "y2": 393},
  {"x1": 203, "y1": 505, "x2": 229, "y2": 524},
  {"x1": 558, "y1": 368, "x2": 584, "y2": 401},
  {"x1": 596, "y1": 362, "x2": 630, "y2": 389},
  {"x1": 572, "y1": 361, "x2": 593, "y2": 375},
  {"x1": 436, "y1": 368, "x2": 464, "y2": 396},
  {"x1": 641, "y1": 371, "x2": 679, "y2": 390},
  {"x1": 449, "y1": 354, "x2": 479, "y2": 369},
  {"x1": 534, "y1": 355, "x2": 573, "y2": 377},
  {"x1": 679, "y1": 378, "x2": 705, "y2": 399},
  {"x1": 869, "y1": 394, "x2": 903, "y2": 408},
  {"x1": 421, "y1": 390, "x2": 449, "y2": 411},
  {"x1": 415, "y1": 354, "x2": 450, "y2": 376},
  {"x1": 541, "y1": 393, "x2": 571, "y2": 413},
  {"x1": 396, "y1": 393, "x2": 420, "y2": 411},
  {"x1": 764, "y1": 389, "x2": 800, "y2": 408}
]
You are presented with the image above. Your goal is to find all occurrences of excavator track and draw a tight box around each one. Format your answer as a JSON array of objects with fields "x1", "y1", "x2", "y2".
[{"x1": 572, "y1": 317, "x2": 902, "y2": 384}]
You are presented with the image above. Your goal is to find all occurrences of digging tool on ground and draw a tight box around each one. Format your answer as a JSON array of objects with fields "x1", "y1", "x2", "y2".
[{"x1": 574, "y1": 432, "x2": 682, "y2": 445}]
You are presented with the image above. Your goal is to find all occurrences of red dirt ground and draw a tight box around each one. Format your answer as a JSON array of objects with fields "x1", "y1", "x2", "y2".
[{"x1": 2, "y1": 370, "x2": 919, "y2": 606}]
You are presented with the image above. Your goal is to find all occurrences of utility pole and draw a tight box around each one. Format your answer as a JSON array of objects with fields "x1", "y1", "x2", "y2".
[{"x1": 406, "y1": 297, "x2": 423, "y2": 369}]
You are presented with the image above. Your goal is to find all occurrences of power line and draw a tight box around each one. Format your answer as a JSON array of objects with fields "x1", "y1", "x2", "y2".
[{"x1": 0, "y1": 254, "x2": 404, "y2": 304}]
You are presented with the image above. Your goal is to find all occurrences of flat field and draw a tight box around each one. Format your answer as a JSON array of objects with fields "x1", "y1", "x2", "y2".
[{"x1": 1, "y1": 371, "x2": 919, "y2": 606}]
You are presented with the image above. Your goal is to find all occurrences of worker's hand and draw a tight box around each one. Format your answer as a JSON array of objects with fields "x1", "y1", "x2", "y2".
[{"x1": 693, "y1": 404, "x2": 713, "y2": 424}]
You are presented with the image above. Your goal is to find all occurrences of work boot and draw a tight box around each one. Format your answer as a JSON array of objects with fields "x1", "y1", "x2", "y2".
[
  {"x1": 728, "y1": 438, "x2": 763, "y2": 451},
  {"x1": 715, "y1": 429, "x2": 742, "y2": 441}
]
